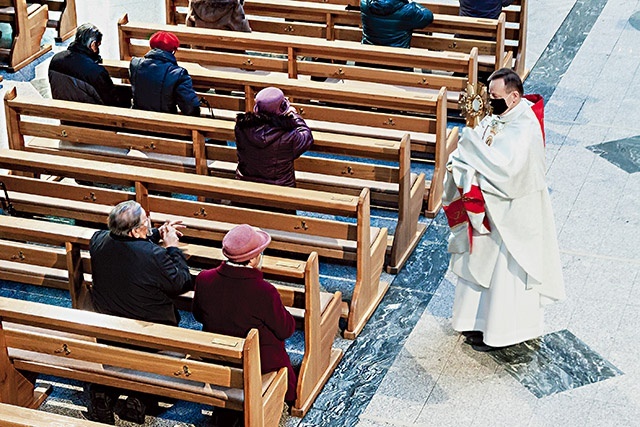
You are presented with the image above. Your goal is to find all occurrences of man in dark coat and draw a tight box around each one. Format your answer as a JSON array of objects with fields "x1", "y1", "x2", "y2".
[
  {"x1": 360, "y1": 0, "x2": 433, "y2": 48},
  {"x1": 48, "y1": 23, "x2": 128, "y2": 107},
  {"x1": 192, "y1": 224, "x2": 297, "y2": 404},
  {"x1": 90, "y1": 200, "x2": 192, "y2": 325},
  {"x1": 129, "y1": 31, "x2": 201, "y2": 116},
  {"x1": 459, "y1": 0, "x2": 514, "y2": 19},
  {"x1": 234, "y1": 87, "x2": 313, "y2": 187},
  {"x1": 87, "y1": 200, "x2": 192, "y2": 424}
]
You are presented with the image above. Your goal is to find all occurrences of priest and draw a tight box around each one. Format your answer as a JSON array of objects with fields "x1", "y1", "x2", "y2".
[{"x1": 444, "y1": 68, "x2": 565, "y2": 349}]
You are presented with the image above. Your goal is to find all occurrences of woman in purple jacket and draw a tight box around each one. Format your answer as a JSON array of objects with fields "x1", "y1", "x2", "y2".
[
  {"x1": 192, "y1": 224, "x2": 298, "y2": 404},
  {"x1": 234, "y1": 87, "x2": 314, "y2": 187}
]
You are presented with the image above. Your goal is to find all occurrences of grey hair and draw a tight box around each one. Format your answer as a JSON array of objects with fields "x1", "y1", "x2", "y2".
[
  {"x1": 74, "y1": 23, "x2": 103, "y2": 50},
  {"x1": 108, "y1": 201, "x2": 144, "y2": 236}
]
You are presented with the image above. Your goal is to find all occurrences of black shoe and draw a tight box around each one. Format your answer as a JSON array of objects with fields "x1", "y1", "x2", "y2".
[
  {"x1": 462, "y1": 331, "x2": 484, "y2": 345},
  {"x1": 86, "y1": 391, "x2": 115, "y2": 425},
  {"x1": 115, "y1": 395, "x2": 147, "y2": 424},
  {"x1": 471, "y1": 342, "x2": 505, "y2": 352}
]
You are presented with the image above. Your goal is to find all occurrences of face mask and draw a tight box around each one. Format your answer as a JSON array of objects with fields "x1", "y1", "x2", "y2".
[{"x1": 490, "y1": 97, "x2": 509, "y2": 115}]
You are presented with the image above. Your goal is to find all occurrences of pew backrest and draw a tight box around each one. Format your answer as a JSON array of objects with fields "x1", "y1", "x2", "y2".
[{"x1": 0, "y1": 297, "x2": 286, "y2": 426}]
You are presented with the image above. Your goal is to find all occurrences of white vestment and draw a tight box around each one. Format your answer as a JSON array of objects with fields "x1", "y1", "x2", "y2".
[{"x1": 445, "y1": 100, "x2": 565, "y2": 347}]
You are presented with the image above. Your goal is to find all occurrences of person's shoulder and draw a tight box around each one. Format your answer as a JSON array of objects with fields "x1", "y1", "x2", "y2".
[
  {"x1": 255, "y1": 277, "x2": 280, "y2": 297},
  {"x1": 90, "y1": 229, "x2": 109, "y2": 242},
  {"x1": 196, "y1": 267, "x2": 220, "y2": 281}
]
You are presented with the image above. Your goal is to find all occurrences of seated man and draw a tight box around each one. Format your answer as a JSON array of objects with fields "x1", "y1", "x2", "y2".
[
  {"x1": 192, "y1": 224, "x2": 297, "y2": 405},
  {"x1": 129, "y1": 31, "x2": 201, "y2": 116},
  {"x1": 234, "y1": 87, "x2": 313, "y2": 188},
  {"x1": 49, "y1": 23, "x2": 129, "y2": 107},
  {"x1": 360, "y1": 0, "x2": 433, "y2": 48},
  {"x1": 87, "y1": 200, "x2": 193, "y2": 424}
]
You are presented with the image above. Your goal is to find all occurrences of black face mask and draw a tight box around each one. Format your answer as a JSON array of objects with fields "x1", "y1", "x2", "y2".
[{"x1": 490, "y1": 97, "x2": 509, "y2": 115}]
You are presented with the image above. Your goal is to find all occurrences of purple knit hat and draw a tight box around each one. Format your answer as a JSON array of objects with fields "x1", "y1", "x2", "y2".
[
  {"x1": 222, "y1": 224, "x2": 271, "y2": 262},
  {"x1": 253, "y1": 87, "x2": 290, "y2": 115}
]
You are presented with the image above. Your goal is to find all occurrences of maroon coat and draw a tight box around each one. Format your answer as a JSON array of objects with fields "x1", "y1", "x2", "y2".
[
  {"x1": 192, "y1": 262, "x2": 297, "y2": 401},
  {"x1": 234, "y1": 111, "x2": 313, "y2": 187}
]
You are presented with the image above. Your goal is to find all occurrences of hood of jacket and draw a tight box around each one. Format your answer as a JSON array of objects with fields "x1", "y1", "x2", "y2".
[
  {"x1": 143, "y1": 48, "x2": 178, "y2": 64},
  {"x1": 235, "y1": 112, "x2": 300, "y2": 148},
  {"x1": 362, "y1": 0, "x2": 407, "y2": 16}
]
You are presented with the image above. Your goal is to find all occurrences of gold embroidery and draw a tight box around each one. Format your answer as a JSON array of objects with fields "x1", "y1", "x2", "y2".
[{"x1": 482, "y1": 118, "x2": 505, "y2": 146}]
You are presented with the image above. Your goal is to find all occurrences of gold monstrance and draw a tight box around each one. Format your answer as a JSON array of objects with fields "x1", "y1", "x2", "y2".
[{"x1": 458, "y1": 82, "x2": 490, "y2": 128}]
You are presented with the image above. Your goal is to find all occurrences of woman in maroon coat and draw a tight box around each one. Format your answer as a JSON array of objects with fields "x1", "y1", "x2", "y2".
[
  {"x1": 234, "y1": 86, "x2": 314, "y2": 188},
  {"x1": 192, "y1": 224, "x2": 297, "y2": 403}
]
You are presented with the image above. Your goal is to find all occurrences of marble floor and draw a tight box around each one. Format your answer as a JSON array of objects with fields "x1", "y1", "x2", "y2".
[{"x1": 1, "y1": 0, "x2": 639, "y2": 426}]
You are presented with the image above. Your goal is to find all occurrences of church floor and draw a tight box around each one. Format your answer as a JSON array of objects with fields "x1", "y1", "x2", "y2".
[{"x1": 0, "y1": 0, "x2": 639, "y2": 425}]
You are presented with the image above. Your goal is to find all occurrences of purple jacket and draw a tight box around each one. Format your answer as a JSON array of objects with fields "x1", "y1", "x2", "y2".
[
  {"x1": 459, "y1": 0, "x2": 513, "y2": 19},
  {"x1": 234, "y1": 111, "x2": 314, "y2": 187},
  {"x1": 192, "y1": 262, "x2": 297, "y2": 402}
]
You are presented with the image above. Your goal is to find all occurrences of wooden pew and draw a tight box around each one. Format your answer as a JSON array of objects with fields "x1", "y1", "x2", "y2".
[
  {"x1": 230, "y1": 0, "x2": 528, "y2": 77},
  {"x1": 0, "y1": 297, "x2": 287, "y2": 427},
  {"x1": 0, "y1": 402, "x2": 105, "y2": 426},
  {"x1": 0, "y1": 0, "x2": 51, "y2": 72},
  {"x1": 0, "y1": 149, "x2": 387, "y2": 339},
  {"x1": 5, "y1": 85, "x2": 441, "y2": 271},
  {"x1": 166, "y1": 0, "x2": 509, "y2": 77},
  {"x1": 419, "y1": 0, "x2": 528, "y2": 78},
  {"x1": 0, "y1": 215, "x2": 342, "y2": 417},
  {"x1": 32, "y1": 0, "x2": 76, "y2": 42},
  {"x1": 119, "y1": 14, "x2": 478, "y2": 110}
]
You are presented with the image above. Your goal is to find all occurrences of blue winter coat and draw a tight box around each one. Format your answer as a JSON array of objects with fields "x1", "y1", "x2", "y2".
[
  {"x1": 361, "y1": 0, "x2": 433, "y2": 48},
  {"x1": 129, "y1": 48, "x2": 201, "y2": 116}
]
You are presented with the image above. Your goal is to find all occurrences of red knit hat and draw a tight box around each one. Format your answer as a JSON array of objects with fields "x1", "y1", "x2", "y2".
[
  {"x1": 222, "y1": 224, "x2": 271, "y2": 263},
  {"x1": 149, "y1": 31, "x2": 180, "y2": 52}
]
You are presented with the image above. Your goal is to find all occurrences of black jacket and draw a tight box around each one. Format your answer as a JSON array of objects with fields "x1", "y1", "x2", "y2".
[
  {"x1": 89, "y1": 229, "x2": 193, "y2": 326},
  {"x1": 129, "y1": 49, "x2": 201, "y2": 116},
  {"x1": 48, "y1": 42, "x2": 127, "y2": 107},
  {"x1": 234, "y1": 111, "x2": 313, "y2": 187}
]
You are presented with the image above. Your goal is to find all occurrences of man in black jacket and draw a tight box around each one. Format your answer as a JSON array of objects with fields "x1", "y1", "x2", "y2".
[
  {"x1": 48, "y1": 23, "x2": 128, "y2": 107},
  {"x1": 86, "y1": 200, "x2": 193, "y2": 424},
  {"x1": 129, "y1": 31, "x2": 201, "y2": 116}
]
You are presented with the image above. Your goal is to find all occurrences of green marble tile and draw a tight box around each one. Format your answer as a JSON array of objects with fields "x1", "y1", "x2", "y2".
[{"x1": 488, "y1": 330, "x2": 623, "y2": 398}]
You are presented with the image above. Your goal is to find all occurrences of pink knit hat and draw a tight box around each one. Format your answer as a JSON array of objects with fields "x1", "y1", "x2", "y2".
[
  {"x1": 253, "y1": 87, "x2": 290, "y2": 115},
  {"x1": 149, "y1": 31, "x2": 180, "y2": 52},
  {"x1": 222, "y1": 224, "x2": 271, "y2": 262}
]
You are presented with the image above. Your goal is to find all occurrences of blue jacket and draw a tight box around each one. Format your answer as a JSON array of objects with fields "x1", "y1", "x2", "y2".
[
  {"x1": 459, "y1": 0, "x2": 513, "y2": 19},
  {"x1": 129, "y1": 48, "x2": 201, "y2": 116},
  {"x1": 361, "y1": 0, "x2": 433, "y2": 48}
]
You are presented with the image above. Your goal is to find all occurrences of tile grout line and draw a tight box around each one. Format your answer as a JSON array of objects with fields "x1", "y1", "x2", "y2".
[{"x1": 558, "y1": 249, "x2": 640, "y2": 265}]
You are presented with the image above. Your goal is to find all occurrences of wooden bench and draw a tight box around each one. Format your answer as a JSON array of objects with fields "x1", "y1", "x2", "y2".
[
  {"x1": 167, "y1": 0, "x2": 509, "y2": 78},
  {"x1": 5, "y1": 85, "x2": 443, "y2": 272},
  {"x1": 32, "y1": 0, "x2": 76, "y2": 42},
  {"x1": 0, "y1": 402, "x2": 105, "y2": 426},
  {"x1": 119, "y1": 14, "x2": 478, "y2": 110},
  {"x1": 0, "y1": 297, "x2": 287, "y2": 427},
  {"x1": 242, "y1": 0, "x2": 527, "y2": 77},
  {"x1": 0, "y1": 0, "x2": 51, "y2": 72},
  {"x1": 0, "y1": 215, "x2": 342, "y2": 417},
  {"x1": 0, "y1": 149, "x2": 387, "y2": 339},
  {"x1": 419, "y1": 0, "x2": 528, "y2": 78}
]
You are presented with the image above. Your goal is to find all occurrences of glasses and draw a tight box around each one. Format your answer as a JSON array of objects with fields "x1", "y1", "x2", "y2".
[{"x1": 135, "y1": 217, "x2": 153, "y2": 237}]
